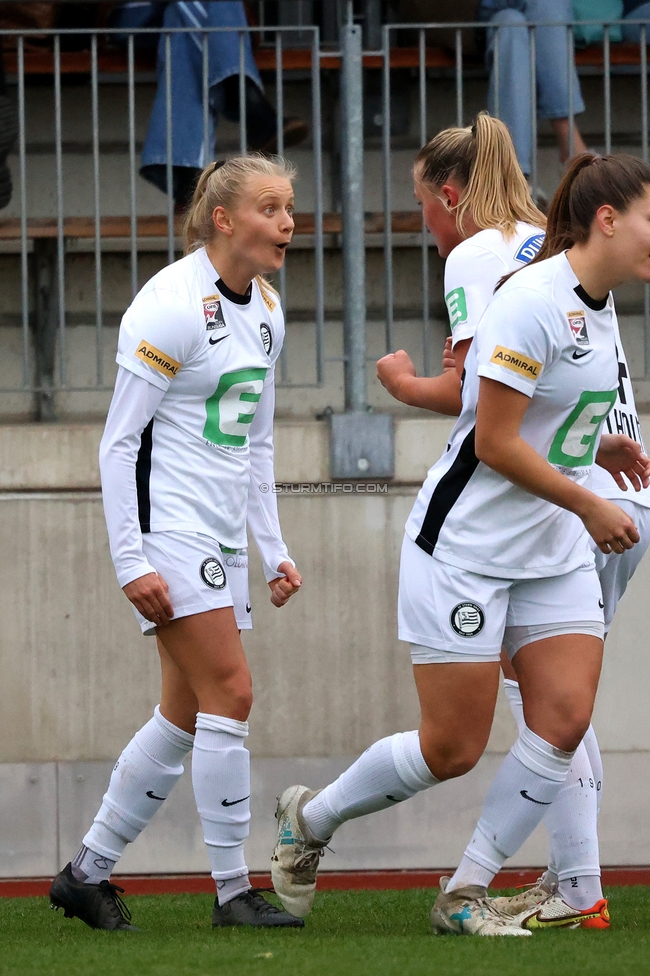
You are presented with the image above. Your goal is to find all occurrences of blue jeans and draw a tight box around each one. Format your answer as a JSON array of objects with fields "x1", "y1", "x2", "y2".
[
  {"x1": 482, "y1": 0, "x2": 585, "y2": 175},
  {"x1": 141, "y1": 1, "x2": 262, "y2": 171},
  {"x1": 622, "y1": 1, "x2": 650, "y2": 42}
]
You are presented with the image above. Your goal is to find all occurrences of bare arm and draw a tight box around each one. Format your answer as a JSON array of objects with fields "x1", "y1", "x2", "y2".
[
  {"x1": 376, "y1": 339, "x2": 471, "y2": 416},
  {"x1": 475, "y1": 377, "x2": 639, "y2": 554}
]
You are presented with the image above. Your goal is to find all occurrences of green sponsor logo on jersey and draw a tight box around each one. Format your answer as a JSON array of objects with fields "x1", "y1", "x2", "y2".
[
  {"x1": 445, "y1": 287, "x2": 468, "y2": 329},
  {"x1": 204, "y1": 367, "x2": 267, "y2": 447},
  {"x1": 548, "y1": 390, "x2": 617, "y2": 467}
]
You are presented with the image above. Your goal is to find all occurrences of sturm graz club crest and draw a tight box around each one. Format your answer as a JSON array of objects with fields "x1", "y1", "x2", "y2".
[
  {"x1": 450, "y1": 602, "x2": 485, "y2": 638},
  {"x1": 260, "y1": 323, "x2": 272, "y2": 355},
  {"x1": 200, "y1": 557, "x2": 227, "y2": 589}
]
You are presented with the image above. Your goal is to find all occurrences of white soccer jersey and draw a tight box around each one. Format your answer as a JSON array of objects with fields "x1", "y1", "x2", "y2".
[
  {"x1": 100, "y1": 246, "x2": 291, "y2": 588},
  {"x1": 589, "y1": 314, "x2": 650, "y2": 507},
  {"x1": 444, "y1": 222, "x2": 545, "y2": 348},
  {"x1": 406, "y1": 252, "x2": 618, "y2": 579}
]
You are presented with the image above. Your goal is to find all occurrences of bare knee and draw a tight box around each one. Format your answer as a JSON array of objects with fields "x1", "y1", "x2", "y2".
[
  {"x1": 419, "y1": 734, "x2": 483, "y2": 781},
  {"x1": 528, "y1": 705, "x2": 592, "y2": 754}
]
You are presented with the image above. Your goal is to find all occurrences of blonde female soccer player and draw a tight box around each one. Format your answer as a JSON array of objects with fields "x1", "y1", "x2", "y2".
[
  {"x1": 379, "y1": 117, "x2": 650, "y2": 929},
  {"x1": 271, "y1": 150, "x2": 650, "y2": 936},
  {"x1": 50, "y1": 155, "x2": 304, "y2": 931}
]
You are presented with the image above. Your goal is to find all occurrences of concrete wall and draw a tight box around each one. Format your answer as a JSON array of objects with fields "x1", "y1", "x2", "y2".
[{"x1": 1, "y1": 418, "x2": 650, "y2": 875}]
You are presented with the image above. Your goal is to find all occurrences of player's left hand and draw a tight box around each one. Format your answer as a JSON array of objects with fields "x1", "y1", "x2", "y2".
[
  {"x1": 596, "y1": 434, "x2": 650, "y2": 492},
  {"x1": 268, "y1": 561, "x2": 302, "y2": 607}
]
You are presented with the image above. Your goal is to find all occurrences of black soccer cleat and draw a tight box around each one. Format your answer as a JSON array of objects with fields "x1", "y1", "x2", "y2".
[
  {"x1": 49, "y1": 862, "x2": 138, "y2": 931},
  {"x1": 211, "y1": 888, "x2": 305, "y2": 928}
]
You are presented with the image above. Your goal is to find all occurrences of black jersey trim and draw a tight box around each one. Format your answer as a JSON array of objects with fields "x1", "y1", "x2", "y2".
[
  {"x1": 136, "y1": 418, "x2": 154, "y2": 533},
  {"x1": 573, "y1": 283, "x2": 608, "y2": 311},
  {"x1": 415, "y1": 427, "x2": 479, "y2": 556},
  {"x1": 216, "y1": 277, "x2": 252, "y2": 306}
]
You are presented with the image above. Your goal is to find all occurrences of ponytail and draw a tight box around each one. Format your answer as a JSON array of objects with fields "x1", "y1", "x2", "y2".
[
  {"x1": 496, "y1": 152, "x2": 650, "y2": 289},
  {"x1": 415, "y1": 112, "x2": 546, "y2": 238}
]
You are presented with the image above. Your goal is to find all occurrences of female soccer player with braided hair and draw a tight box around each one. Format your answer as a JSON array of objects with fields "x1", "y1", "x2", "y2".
[
  {"x1": 50, "y1": 155, "x2": 304, "y2": 931},
  {"x1": 380, "y1": 117, "x2": 650, "y2": 929},
  {"x1": 272, "y1": 141, "x2": 650, "y2": 936}
]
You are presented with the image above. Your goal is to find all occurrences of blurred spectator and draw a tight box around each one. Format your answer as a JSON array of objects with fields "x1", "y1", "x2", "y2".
[
  {"x1": 622, "y1": 0, "x2": 650, "y2": 42},
  {"x1": 110, "y1": 1, "x2": 308, "y2": 208},
  {"x1": 0, "y1": 44, "x2": 18, "y2": 210},
  {"x1": 478, "y1": 1, "x2": 588, "y2": 177}
]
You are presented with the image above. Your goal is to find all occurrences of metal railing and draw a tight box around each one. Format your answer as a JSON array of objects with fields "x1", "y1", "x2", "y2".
[{"x1": 0, "y1": 15, "x2": 649, "y2": 419}]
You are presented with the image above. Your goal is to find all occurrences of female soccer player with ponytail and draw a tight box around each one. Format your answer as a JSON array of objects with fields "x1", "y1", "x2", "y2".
[
  {"x1": 272, "y1": 139, "x2": 650, "y2": 936},
  {"x1": 381, "y1": 119, "x2": 650, "y2": 930},
  {"x1": 50, "y1": 155, "x2": 304, "y2": 931}
]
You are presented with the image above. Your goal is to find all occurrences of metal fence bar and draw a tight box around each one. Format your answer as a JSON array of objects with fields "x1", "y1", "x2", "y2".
[
  {"x1": 341, "y1": 18, "x2": 366, "y2": 410},
  {"x1": 91, "y1": 34, "x2": 103, "y2": 386},
  {"x1": 455, "y1": 27, "x2": 463, "y2": 128},
  {"x1": 202, "y1": 32, "x2": 210, "y2": 165},
  {"x1": 54, "y1": 34, "x2": 65, "y2": 388},
  {"x1": 604, "y1": 25, "x2": 611, "y2": 155},
  {"x1": 239, "y1": 32, "x2": 246, "y2": 155},
  {"x1": 17, "y1": 37, "x2": 29, "y2": 388},
  {"x1": 382, "y1": 25, "x2": 393, "y2": 354},
  {"x1": 529, "y1": 26, "x2": 537, "y2": 197},
  {"x1": 642, "y1": 27, "x2": 648, "y2": 165},
  {"x1": 164, "y1": 33, "x2": 174, "y2": 266},
  {"x1": 127, "y1": 34, "x2": 138, "y2": 300},
  {"x1": 420, "y1": 28, "x2": 431, "y2": 377},
  {"x1": 312, "y1": 30, "x2": 325, "y2": 385},
  {"x1": 493, "y1": 28, "x2": 499, "y2": 117},
  {"x1": 567, "y1": 23, "x2": 575, "y2": 159},
  {"x1": 274, "y1": 30, "x2": 288, "y2": 382}
]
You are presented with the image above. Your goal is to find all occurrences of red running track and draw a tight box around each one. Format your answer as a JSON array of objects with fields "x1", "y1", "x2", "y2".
[{"x1": 3, "y1": 868, "x2": 650, "y2": 898}]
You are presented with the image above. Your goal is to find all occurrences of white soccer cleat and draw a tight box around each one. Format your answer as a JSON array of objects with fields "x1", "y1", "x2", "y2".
[
  {"x1": 430, "y1": 878, "x2": 532, "y2": 937},
  {"x1": 271, "y1": 785, "x2": 327, "y2": 918},
  {"x1": 490, "y1": 872, "x2": 557, "y2": 916},
  {"x1": 511, "y1": 892, "x2": 610, "y2": 930}
]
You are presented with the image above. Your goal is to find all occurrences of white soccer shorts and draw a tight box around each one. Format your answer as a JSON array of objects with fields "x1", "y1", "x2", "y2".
[
  {"x1": 592, "y1": 499, "x2": 650, "y2": 632},
  {"x1": 398, "y1": 533, "x2": 604, "y2": 664},
  {"x1": 133, "y1": 530, "x2": 252, "y2": 636}
]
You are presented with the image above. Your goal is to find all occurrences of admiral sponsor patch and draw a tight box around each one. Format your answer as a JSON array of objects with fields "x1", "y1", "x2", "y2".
[
  {"x1": 490, "y1": 345, "x2": 542, "y2": 379},
  {"x1": 567, "y1": 310, "x2": 589, "y2": 346},
  {"x1": 261, "y1": 289, "x2": 276, "y2": 313},
  {"x1": 202, "y1": 294, "x2": 226, "y2": 330},
  {"x1": 135, "y1": 341, "x2": 181, "y2": 379}
]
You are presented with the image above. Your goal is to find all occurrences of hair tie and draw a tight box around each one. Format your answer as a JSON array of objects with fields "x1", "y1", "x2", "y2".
[
  {"x1": 471, "y1": 123, "x2": 477, "y2": 137},
  {"x1": 212, "y1": 160, "x2": 225, "y2": 173}
]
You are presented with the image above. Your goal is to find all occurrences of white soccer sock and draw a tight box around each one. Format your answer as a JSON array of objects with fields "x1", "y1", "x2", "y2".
[
  {"x1": 582, "y1": 723, "x2": 604, "y2": 815},
  {"x1": 76, "y1": 706, "x2": 194, "y2": 883},
  {"x1": 302, "y1": 731, "x2": 438, "y2": 841},
  {"x1": 192, "y1": 712, "x2": 251, "y2": 905},
  {"x1": 447, "y1": 725, "x2": 573, "y2": 893},
  {"x1": 504, "y1": 679, "x2": 602, "y2": 908}
]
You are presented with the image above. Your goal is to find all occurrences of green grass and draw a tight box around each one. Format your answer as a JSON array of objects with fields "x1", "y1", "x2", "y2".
[{"x1": 1, "y1": 888, "x2": 649, "y2": 976}]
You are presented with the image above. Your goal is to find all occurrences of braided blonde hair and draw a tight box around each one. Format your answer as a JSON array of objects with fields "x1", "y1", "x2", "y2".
[{"x1": 183, "y1": 153, "x2": 297, "y2": 299}]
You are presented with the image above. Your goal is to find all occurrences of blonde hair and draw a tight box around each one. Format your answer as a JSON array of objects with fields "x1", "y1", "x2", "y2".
[
  {"x1": 415, "y1": 112, "x2": 546, "y2": 238},
  {"x1": 183, "y1": 153, "x2": 297, "y2": 300}
]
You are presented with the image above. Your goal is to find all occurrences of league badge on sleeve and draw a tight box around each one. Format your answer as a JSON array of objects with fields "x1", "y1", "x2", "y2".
[
  {"x1": 260, "y1": 323, "x2": 273, "y2": 356},
  {"x1": 203, "y1": 294, "x2": 226, "y2": 331}
]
